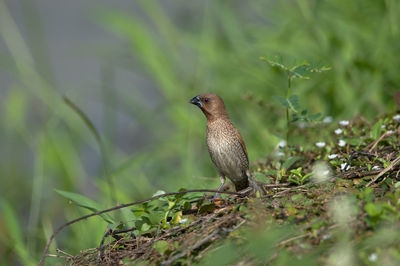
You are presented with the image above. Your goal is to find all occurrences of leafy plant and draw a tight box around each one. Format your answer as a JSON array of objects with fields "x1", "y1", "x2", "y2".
[
  {"x1": 288, "y1": 167, "x2": 312, "y2": 185},
  {"x1": 261, "y1": 56, "x2": 330, "y2": 147},
  {"x1": 56, "y1": 188, "x2": 203, "y2": 237}
]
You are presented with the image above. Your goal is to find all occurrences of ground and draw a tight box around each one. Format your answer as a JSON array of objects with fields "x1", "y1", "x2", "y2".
[{"x1": 49, "y1": 113, "x2": 400, "y2": 265}]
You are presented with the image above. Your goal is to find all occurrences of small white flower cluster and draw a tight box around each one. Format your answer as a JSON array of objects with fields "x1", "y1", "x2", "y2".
[
  {"x1": 371, "y1": 166, "x2": 381, "y2": 171},
  {"x1": 328, "y1": 154, "x2": 338, "y2": 159},
  {"x1": 334, "y1": 128, "x2": 343, "y2": 135},
  {"x1": 341, "y1": 163, "x2": 350, "y2": 171},
  {"x1": 335, "y1": 121, "x2": 347, "y2": 147},
  {"x1": 315, "y1": 142, "x2": 326, "y2": 148},
  {"x1": 338, "y1": 139, "x2": 346, "y2": 147},
  {"x1": 393, "y1": 114, "x2": 400, "y2": 122}
]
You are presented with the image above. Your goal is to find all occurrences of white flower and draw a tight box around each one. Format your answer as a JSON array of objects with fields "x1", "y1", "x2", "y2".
[
  {"x1": 341, "y1": 163, "x2": 350, "y2": 171},
  {"x1": 334, "y1": 128, "x2": 343, "y2": 135},
  {"x1": 315, "y1": 142, "x2": 326, "y2": 148},
  {"x1": 368, "y1": 253, "x2": 378, "y2": 262},
  {"x1": 179, "y1": 218, "x2": 188, "y2": 224},
  {"x1": 322, "y1": 234, "x2": 331, "y2": 240},
  {"x1": 338, "y1": 139, "x2": 346, "y2": 147},
  {"x1": 323, "y1": 116, "x2": 333, "y2": 123},
  {"x1": 381, "y1": 125, "x2": 386, "y2": 129},
  {"x1": 371, "y1": 166, "x2": 381, "y2": 171},
  {"x1": 393, "y1": 114, "x2": 400, "y2": 122},
  {"x1": 328, "y1": 154, "x2": 338, "y2": 159},
  {"x1": 387, "y1": 130, "x2": 394, "y2": 134},
  {"x1": 339, "y1": 120, "x2": 349, "y2": 126},
  {"x1": 277, "y1": 140, "x2": 286, "y2": 149},
  {"x1": 275, "y1": 151, "x2": 285, "y2": 157}
]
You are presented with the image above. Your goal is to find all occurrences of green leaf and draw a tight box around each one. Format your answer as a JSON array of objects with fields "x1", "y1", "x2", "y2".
[
  {"x1": 148, "y1": 212, "x2": 164, "y2": 225},
  {"x1": 260, "y1": 56, "x2": 288, "y2": 71},
  {"x1": 140, "y1": 223, "x2": 151, "y2": 233},
  {"x1": 107, "y1": 222, "x2": 122, "y2": 231},
  {"x1": 282, "y1": 156, "x2": 302, "y2": 170},
  {"x1": 289, "y1": 64, "x2": 311, "y2": 79},
  {"x1": 153, "y1": 190, "x2": 167, "y2": 201},
  {"x1": 364, "y1": 202, "x2": 382, "y2": 217},
  {"x1": 1, "y1": 200, "x2": 35, "y2": 265},
  {"x1": 253, "y1": 172, "x2": 268, "y2": 182},
  {"x1": 153, "y1": 240, "x2": 170, "y2": 255},
  {"x1": 287, "y1": 95, "x2": 300, "y2": 112},
  {"x1": 273, "y1": 96, "x2": 290, "y2": 108},
  {"x1": 348, "y1": 137, "x2": 362, "y2": 146},
  {"x1": 370, "y1": 120, "x2": 382, "y2": 139},
  {"x1": 198, "y1": 203, "x2": 215, "y2": 214},
  {"x1": 120, "y1": 206, "x2": 136, "y2": 228},
  {"x1": 55, "y1": 189, "x2": 114, "y2": 223},
  {"x1": 273, "y1": 95, "x2": 299, "y2": 112},
  {"x1": 307, "y1": 113, "x2": 322, "y2": 121},
  {"x1": 288, "y1": 176, "x2": 300, "y2": 185},
  {"x1": 182, "y1": 201, "x2": 192, "y2": 211}
]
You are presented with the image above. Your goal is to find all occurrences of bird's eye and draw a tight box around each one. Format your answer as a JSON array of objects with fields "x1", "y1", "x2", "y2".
[{"x1": 203, "y1": 98, "x2": 209, "y2": 103}]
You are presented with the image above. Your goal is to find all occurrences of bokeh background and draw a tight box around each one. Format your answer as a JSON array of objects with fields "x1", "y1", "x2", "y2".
[{"x1": 0, "y1": 0, "x2": 399, "y2": 264}]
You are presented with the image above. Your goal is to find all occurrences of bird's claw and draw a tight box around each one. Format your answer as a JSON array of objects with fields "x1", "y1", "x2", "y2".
[
  {"x1": 213, "y1": 192, "x2": 222, "y2": 200},
  {"x1": 249, "y1": 179, "x2": 265, "y2": 197}
]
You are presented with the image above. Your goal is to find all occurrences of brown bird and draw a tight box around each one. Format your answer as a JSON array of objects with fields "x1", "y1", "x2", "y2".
[{"x1": 189, "y1": 93, "x2": 262, "y2": 196}]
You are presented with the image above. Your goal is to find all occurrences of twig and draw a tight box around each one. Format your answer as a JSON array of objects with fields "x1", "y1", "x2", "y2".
[
  {"x1": 278, "y1": 232, "x2": 311, "y2": 246},
  {"x1": 56, "y1": 248, "x2": 73, "y2": 258},
  {"x1": 98, "y1": 226, "x2": 137, "y2": 261},
  {"x1": 342, "y1": 169, "x2": 382, "y2": 179},
  {"x1": 271, "y1": 184, "x2": 308, "y2": 198},
  {"x1": 342, "y1": 150, "x2": 377, "y2": 173},
  {"x1": 366, "y1": 155, "x2": 400, "y2": 187},
  {"x1": 366, "y1": 129, "x2": 398, "y2": 152},
  {"x1": 38, "y1": 189, "x2": 244, "y2": 265},
  {"x1": 263, "y1": 183, "x2": 290, "y2": 188},
  {"x1": 160, "y1": 229, "x2": 221, "y2": 266}
]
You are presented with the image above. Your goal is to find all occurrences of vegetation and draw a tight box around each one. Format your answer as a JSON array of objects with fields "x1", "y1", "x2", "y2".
[
  {"x1": 0, "y1": 0, "x2": 399, "y2": 265},
  {"x1": 47, "y1": 113, "x2": 400, "y2": 265}
]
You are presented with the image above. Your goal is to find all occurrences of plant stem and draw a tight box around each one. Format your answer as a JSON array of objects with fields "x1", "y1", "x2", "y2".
[
  {"x1": 286, "y1": 72, "x2": 291, "y2": 149},
  {"x1": 286, "y1": 108, "x2": 289, "y2": 149}
]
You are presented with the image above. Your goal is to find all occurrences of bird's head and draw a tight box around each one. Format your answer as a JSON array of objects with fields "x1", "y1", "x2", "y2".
[{"x1": 189, "y1": 93, "x2": 228, "y2": 120}]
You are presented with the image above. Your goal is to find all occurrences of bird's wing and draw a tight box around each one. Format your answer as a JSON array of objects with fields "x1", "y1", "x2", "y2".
[{"x1": 235, "y1": 128, "x2": 249, "y2": 160}]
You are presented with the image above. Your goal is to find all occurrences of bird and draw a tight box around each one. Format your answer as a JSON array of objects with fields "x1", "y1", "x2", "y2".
[{"x1": 189, "y1": 93, "x2": 262, "y2": 197}]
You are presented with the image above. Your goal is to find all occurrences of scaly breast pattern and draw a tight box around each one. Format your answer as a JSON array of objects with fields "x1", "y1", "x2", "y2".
[{"x1": 206, "y1": 119, "x2": 249, "y2": 183}]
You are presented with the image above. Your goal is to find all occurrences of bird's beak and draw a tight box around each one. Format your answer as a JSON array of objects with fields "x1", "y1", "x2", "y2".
[{"x1": 189, "y1": 95, "x2": 202, "y2": 108}]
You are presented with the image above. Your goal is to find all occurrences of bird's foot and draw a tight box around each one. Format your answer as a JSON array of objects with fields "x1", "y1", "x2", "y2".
[
  {"x1": 249, "y1": 179, "x2": 265, "y2": 197},
  {"x1": 212, "y1": 192, "x2": 222, "y2": 200}
]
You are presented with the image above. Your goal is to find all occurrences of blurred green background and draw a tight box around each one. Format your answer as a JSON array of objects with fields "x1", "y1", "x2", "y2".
[{"x1": 0, "y1": 0, "x2": 399, "y2": 264}]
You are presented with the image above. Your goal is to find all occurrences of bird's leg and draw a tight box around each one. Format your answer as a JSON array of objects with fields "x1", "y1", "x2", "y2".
[
  {"x1": 213, "y1": 175, "x2": 226, "y2": 199},
  {"x1": 247, "y1": 170, "x2": 265, "y2": 197}
]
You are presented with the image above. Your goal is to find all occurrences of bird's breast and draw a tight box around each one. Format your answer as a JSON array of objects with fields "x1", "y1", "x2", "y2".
[{"x1": 206, "y1": 121, "x2": 248, "y2": 182}]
